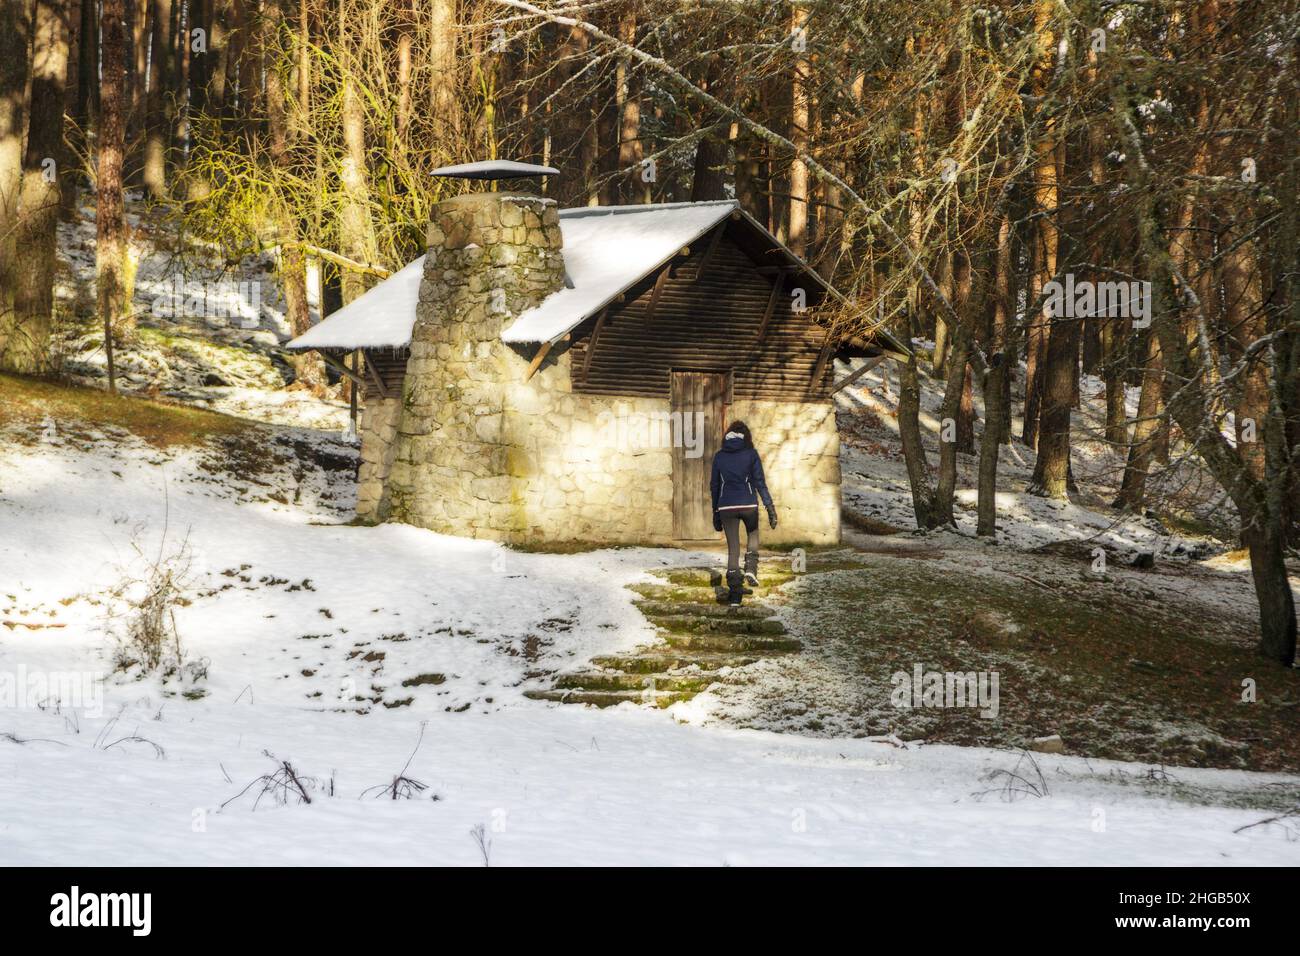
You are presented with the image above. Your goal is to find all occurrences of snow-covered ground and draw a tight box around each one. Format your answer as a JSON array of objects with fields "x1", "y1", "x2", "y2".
[
  {"x1": 50, "y1": 195, "x2": 352, "y2": 431},
  {"x1": 2, "y1": 414, "x2": 1298, "y2": 865},
  {"x1": 834, "y1": 356, "x2": 1229, "y2": 557}
]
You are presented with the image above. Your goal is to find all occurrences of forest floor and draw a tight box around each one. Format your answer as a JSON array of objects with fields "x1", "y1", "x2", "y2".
[{"x1": 2, "y1": 372, "x2": 1299, "y2": 865}]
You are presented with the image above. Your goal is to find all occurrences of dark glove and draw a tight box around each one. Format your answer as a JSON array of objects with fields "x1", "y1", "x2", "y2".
[
  {"x1": 767, "y1": 507, "x2": 778, "y2": 530},
  {"x1": 712, "y1": 511, "x2": 722, "y2": 533}
]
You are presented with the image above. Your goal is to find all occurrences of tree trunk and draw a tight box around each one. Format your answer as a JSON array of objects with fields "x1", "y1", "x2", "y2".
[
  {"x1": 98, "y1": 0, "x2": 130, "y2": 381},
  {"x1": 733, "y1": 121, "x2": 768, "y2": 225},
  {"x1": 1029, "y1": 311, "x2": 1077, "y2": 498},
  {"x1": 76, "y1": 0, "x2": 97, "y2": 133},
  {"x1": 1243, "y1": 520, "x2": 1297, "y2": 665},
  {"x1": 931, "y1": 251, "x2": 952, "y2": 378},
  {"x1": 978, "y1": 212, "x2": 1015, "y2": 537},
  {"x1": 953, "y1": 249, "x2": 975, "y2": 452},
  {"x1": 899, "y1": 319, "x2": 937, "y2": 529},
  {"x1": 2, "y1": 0, "x2": 72, "y2": 374},
  {"x1": 787, "y1": 3, "x2": 809, "y2": 256},
  {"x1": 1021, "y1": 229, "x2": 1046, "y2": 447},
  {"x1": 0, "y1": 0, "x2": 34, "y2": 360},
  {"x1": 615, "y1": 9, "x2": 646, "y2": 203},
  {"x1": 429, "y1": 0, "x2": 456, "y2": 137},
  {"x1": 1022, "y1": 2, "x2": 1059, "y2": 449},
  {"x1": 144, "y1": 0, "x2": 175, "y2": 198},
  {"x1": 933, "y1": 325, "x2": 970, "y2": 527},
  {"x1": 264, "y1": 0, "x2": 322, "y2": 392},
  {"x1": 123, "y1": 0, "x2": 148, "y2": 186},
  {"x1": 1114, "y1": 330, "x2": 1163, "y2": 509},
  {"x1": 395, "y1": 0, "x2": 413, "y2": 140},
  {"x1": 1224, "y1": 228, "x2": 1267, "y2": 482},
  {"x1": 60, "y1": 0, "x2": 82, "y2": 220},
  {"x1": 337, "y1": 2, "x2": 375, "y2": 304},
  {"x1": 689, "y1": 58, "x2": 726, "y2": 202},
  {"x1": 1099, "y1": 316, "x2": 1129, "y2": 447}
]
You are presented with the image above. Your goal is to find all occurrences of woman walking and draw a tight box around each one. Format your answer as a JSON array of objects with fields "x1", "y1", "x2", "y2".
[{"x1": 710, "y1": 421, "x2": 778, "y2": 606}]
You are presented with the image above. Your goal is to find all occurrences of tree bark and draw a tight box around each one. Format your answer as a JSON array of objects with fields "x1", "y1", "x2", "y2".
[
  {"x1": 337, "y1": 0, "x2": 375, "y2": 304},
  {"x1": 1243, "y1": 520, "x2": 1297, "y2": 665},
  {"x1": 59, "y1": 0, "x2": 83, "y2": 220},
  {"x1": 1224, "y1": 229, "x2": 1267, "y2": 482},
  {"x1": 123, "y1": 0, "x2": 148, "y2": 185},
  {"x1": 689, "y1": 58, "x2": 726, "y2": 202},
  {"x1": 264, "y1": 0, "x2": 322, "y2": 392},
  {"x1": 1029, "y1": 309, "x2": 1078, "y2": 498},
  {"x1": 76, "y1": 0, "x2": 97, "y2": 134},
  {"x1": 144, "y1": 0, "x2": 176, "y2": 198},
  {"x1": 952, "y1": 249, "x2": 975, "y2": 452},
  {"x1": 787, "y1": 3, "x2": 809, "y2": 256},
  {"x1": 615, "y1": 8, "x2": 645, "y2": 203},
  {"x1": 1021, "y1": 228, "x2": 1046, "y2": 447},
  {"x1": 899, "y1": 342, "x2": 936, "y2": 530},
  {"x1": 978, "y1": 212, "x2": 1015, "y2": 537},
  {"x1": 1099, "y1": 316, "x2": 1129, "y2": 447},
  {"x1": 2, "y1": 0, "x2": 72, "y2": 374},
  {"x1": 98, "y1": 0, "x2": 130, "y2": 384},
  {"x1": 1114, "y1": 330, "x2": 1163, "y2": 509},
  {"x1": 0, "y1": 0, "x2": 34, "y2": 360},
  {"x1": 429, "y1": 0, "x2": 456, "y2": 138},
  {"x1": 934, "y1": 323, "x2": 970, "y2": 527}
]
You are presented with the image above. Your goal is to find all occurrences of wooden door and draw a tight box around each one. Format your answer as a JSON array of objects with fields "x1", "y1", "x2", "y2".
[{"x1": 671, "y1": 370, "x2": 728, "y2": 539}]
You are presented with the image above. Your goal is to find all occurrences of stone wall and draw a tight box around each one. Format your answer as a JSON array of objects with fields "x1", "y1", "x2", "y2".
[
  {"x1": 496, "y1": 352, "x2": 841, "y2": 545},
  {"x1": 384, "y1": 191, "x2": 567, "y2": 534},
  {"x1": 371, "y1": 189, "x2": 841, "y2": 546},
  {"x1": 728, "y1": 398, "x2": 841, "y2": 545},
  {"x1": 355, "y1": 397, "x2": 401, "y2": 522}
]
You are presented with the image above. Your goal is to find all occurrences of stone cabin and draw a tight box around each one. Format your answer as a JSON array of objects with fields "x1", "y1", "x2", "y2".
[{"x1": 288, "y1": 188, "x2": 904, "y2": 546}]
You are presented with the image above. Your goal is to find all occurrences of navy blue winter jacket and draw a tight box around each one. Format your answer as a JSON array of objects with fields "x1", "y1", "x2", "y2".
[{"x1": 710, "y1": 436, "x2": 775, "y2": 514}]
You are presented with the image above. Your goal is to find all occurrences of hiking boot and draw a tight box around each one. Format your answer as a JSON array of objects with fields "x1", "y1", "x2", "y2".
[
  {"x1": 744, "y1": 552, "x2": 760, "y2": 587},
  {"x1": 725, "y1": 569, "x2": 745, "y2": 607}
]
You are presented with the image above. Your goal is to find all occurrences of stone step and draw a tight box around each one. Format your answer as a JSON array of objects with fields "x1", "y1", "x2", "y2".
[
  {"x1": 588, "y1": 651, "x2": 762, "y2": 673},
  {"x1": 630, "y1": 583, "x2": 786, "y2": 605},
  {"x1": 636, "y1": 599, "x2": 772, "y2": 621},
  {"x1": 661, "y1": 566, "x2": 797, "y2": 589},
  {"x1": 660, "y1": 631, "x2": 803, "y2": 653},
  {"x1": 555, "y1": 670, "x2": 719, "y2": 692},
  {"x1": 524, "y1": 688, "x2": 696, "y2": 709},
  {"x1": 652, "y1": 614, "x2": 787, "y2": 636}
]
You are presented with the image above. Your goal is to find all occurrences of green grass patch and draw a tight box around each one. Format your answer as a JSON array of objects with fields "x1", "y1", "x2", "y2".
[
  {"x1": 0, "y1": 372, "x2": 254, "y2": 448},
  {"x1": 761, "y1": 556, "x2": 1300, "y2": 772}
]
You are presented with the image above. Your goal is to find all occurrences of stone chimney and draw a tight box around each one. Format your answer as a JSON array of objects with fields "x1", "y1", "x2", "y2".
[{"x1": 382, "y1": 191, "x2": 567, "y2": 533}]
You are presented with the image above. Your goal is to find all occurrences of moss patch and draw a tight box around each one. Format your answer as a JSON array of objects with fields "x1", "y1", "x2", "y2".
[{"x1": 729, "y1": 554, "x2": 1300, "y2": 771}]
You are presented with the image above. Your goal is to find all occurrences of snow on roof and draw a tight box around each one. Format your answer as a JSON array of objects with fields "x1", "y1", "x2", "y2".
[
  {"x1": 288, "y1": 200, "x2": 741, "y2": 351},
  {"x1": 287, "y1": 253, "x2": 428, "y2": 351},
  {"x1": 430, "y1": 160, "x2": 560, "y2": 179},
  {"x1": 501, "y1": 200, "x2": 737, "y2": 343}
]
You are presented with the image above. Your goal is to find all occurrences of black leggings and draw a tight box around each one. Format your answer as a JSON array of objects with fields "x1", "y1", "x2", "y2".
[{"x1": 721, "y1": 509, "x2": 760, "y2": 572}]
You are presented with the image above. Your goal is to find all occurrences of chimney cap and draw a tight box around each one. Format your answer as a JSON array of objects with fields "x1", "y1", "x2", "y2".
[{"x1": 430, "y1": 160, "x2": 559, "y2": 180}]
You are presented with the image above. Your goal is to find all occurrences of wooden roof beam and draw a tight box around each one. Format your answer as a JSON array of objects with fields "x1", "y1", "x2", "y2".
[
  {"x1": 525, "y1": 338, "x2": 556, "y2": 381},
  {"x1": 643, "y1": 264, "x2": 672, "y2": 326},
  {"x1": 829, "y1": 353, "x2": 888, "y2": 394},
  {"x1": 690, "y1": 224, "x2": 726, "y2": 283},
  {"x1": 808, "y1": 337, "x2": 834, "y2": 396},
  {"x1": 581, "y1": 307, "x2": 610, "y2": 380},
  {"x1": 318, "y1": 350, "x2": 368, "y2": 392},
  {"x1": 751, "y1": 272, "x2": 785, "y2": 353},
  {"x1": 363, "y1": 353, "x2": 390, "y2": 399}
]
